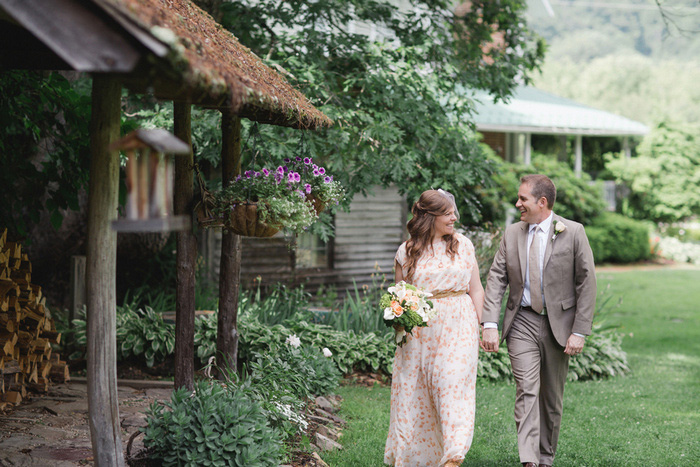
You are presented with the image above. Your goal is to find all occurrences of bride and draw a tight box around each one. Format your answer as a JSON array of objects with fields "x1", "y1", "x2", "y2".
[{"x1": 384, "y1": 189, "x2": 484, "y2": 467}]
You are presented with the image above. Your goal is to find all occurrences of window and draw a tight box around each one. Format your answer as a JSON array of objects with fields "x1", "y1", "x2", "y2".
[{"x1": 295, "y1": 232, "x2": 328, "y2": 269}]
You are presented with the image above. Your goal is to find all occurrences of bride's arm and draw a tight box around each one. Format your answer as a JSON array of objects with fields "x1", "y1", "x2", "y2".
[
  {"x1": 468, "y1": 264, "x2": 484, "y2": 323},
  {"x1": 394, "y1": 260, "x2": 404, "y2": 283}
]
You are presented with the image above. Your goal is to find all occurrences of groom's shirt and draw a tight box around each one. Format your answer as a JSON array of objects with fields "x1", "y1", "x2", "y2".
[{"x1": 521, "y1": 212, "x2": 552, "y2": 310}]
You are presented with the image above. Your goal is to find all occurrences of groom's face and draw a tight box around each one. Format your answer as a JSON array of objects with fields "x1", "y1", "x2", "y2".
[{"x1": 516, "y1": 182, "x2": 547, "y2": 224}]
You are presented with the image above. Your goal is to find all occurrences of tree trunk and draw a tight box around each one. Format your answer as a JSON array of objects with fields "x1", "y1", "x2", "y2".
[
  {"x1": 217, "y1": 111, "x2": 242, "y2": 375},
  {"x1": 173, "y1": 102, "x2": 196, "y2": 391},
  {"x1": 86, "y1": 74, "x2": 124, "y2": 466}
]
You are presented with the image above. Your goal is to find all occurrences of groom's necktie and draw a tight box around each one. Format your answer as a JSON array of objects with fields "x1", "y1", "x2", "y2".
[{"x1": 529, "y1": 227, "x2": 543, "y2": 312}]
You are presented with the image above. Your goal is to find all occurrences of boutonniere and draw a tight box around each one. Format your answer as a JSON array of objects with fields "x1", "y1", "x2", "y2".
[{"x1": 552, "y1": 220, "x2": 566, "y2": 242}]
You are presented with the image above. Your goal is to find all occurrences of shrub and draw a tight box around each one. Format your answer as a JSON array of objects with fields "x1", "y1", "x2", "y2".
[
  {"x1": 117, "y1": 305, "x2": 175, "y2": 367},
  {"x1": 590, "y1": 212, "x2": 652, "y2": 263},
  {"x1": 479, "y1": 153, "x2": 608, "y2": 225},
  {"x1": 68, "y1": 304, "x2": 175, "y2": 368},
  {"x1": 143, "y1": 381, "x2": 283, "y2": 466},
  {"x1": 655, "y1": 236, "x2": 700, "y2": 265},
  {"x1": 478, "y1": 346, "x2": 513, "y2": 381}
]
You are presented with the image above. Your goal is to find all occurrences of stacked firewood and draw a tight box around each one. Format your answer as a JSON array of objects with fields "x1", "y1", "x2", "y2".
[{"x1": 0, "y1": 229, "x2": 69, "y2": 410}]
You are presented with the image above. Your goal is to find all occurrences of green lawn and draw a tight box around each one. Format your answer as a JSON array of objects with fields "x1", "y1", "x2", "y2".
[{"x1": 322, "y1": 268, "x2": 700, "y2": 466}]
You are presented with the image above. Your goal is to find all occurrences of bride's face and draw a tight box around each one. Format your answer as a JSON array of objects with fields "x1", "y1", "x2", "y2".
[{"x1": 433, "y1": 208, "x2": 457, "y2": 238}]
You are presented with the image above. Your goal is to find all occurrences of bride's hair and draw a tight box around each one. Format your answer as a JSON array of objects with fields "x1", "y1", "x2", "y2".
[{"x1": 403, "y1": 190, "x2": 459, "y2": 283}]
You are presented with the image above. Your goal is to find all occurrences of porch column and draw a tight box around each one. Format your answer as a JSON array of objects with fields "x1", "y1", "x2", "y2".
[
  {"x1": 574, "y1": 134, "x2": 582, "y2": 178},
  {"x1": 524, "y1": 133, "x2": 532, "y2": 165},
  {"x1": 623, "y1": 136, "x2": 631, "y2": 159},
  {"x1": 86, "y1": 74, "x2": 124, "y2": 466}
]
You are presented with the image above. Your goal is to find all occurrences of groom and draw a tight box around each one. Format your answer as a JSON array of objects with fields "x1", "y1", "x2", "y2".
[{"x1": 481, "y1": 174, "x2": 596, "y2": 467}]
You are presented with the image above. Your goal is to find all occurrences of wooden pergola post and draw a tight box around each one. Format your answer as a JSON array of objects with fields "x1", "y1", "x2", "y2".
[
  {"x1": 86, "y1": 74, "x2": 124, "y2": 466},
  {"x1": 217, "y1": 110, "x2": 242, "y2": 374},
  {"x1": 173, "y1": 102, "x2": 196, "y2": 390}
]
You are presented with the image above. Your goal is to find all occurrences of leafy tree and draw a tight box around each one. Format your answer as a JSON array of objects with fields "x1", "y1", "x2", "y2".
[
  {"x1": 214, "y1": 0, "x2": 545, "y2": 224},
  {"x1": 606, "y1": 121, "x2": 700, "y2": 223},
  {"x1": 0, "y1": 71, "x2": 92, "y2": 237}
]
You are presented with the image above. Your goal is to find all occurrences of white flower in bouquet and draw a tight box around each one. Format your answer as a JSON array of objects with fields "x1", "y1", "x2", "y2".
[{"x1": 379, "y1": 280, "x2": 436, "y2": 346}]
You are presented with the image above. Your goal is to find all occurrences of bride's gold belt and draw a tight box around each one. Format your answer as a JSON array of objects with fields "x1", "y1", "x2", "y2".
[{"x1": 430, "y1": 289, "x2": 468, "y2": 299}]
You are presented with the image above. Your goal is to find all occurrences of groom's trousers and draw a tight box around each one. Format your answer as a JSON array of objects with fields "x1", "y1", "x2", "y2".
[{"x1": 506, "y1": 308, "x2": 570, "y2": 465}]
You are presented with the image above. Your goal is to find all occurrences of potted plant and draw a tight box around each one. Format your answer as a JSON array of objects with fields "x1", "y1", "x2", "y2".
[{"x1": 212, "y1": 157, "x2": 343, "y2": 237}]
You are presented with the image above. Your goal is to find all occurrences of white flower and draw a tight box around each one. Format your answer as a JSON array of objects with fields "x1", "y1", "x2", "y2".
[
  {"x1": 322, "y1": 348, "x2": 333, "y2": 358},
  {"x1": 552, "y1": 220, "x2": 567, "y2": 241},
  {"x1": 285, "y1": 334, "x2": 301, "y2": 348}
]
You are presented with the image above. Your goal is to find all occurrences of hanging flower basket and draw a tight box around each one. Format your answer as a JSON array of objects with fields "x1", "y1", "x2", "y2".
[
  {"x1": 225, "y1": 202, "x2": 280, "y2": 237},
  {"x1": 200, "y1": 157, "x2": 344, "y2": 237}
]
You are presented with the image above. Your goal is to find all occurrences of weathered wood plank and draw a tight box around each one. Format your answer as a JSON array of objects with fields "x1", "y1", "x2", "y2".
[{"x1": 1, "y1": 0, "x2": 141, "y2": 72}]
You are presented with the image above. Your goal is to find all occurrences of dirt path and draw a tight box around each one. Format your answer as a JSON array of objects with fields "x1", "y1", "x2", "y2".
[{"x1": 0, "y1": 378, "x2": 172, "y2": 466}]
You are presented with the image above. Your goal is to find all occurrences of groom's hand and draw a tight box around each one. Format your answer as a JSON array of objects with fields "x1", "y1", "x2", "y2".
[
  {"x1": 564, "y1": 334, "x2": 585, "y2": 356},
  {"x1": 481, "y1": 328, "x2": 499, "y2": 352}
]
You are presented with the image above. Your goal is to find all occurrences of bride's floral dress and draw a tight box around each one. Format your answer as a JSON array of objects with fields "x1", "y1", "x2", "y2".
[{"x1": 384, "y1": 233, "x2": 480, "y2": 467}]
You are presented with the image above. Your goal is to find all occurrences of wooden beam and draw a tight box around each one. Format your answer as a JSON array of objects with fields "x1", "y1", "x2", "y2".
[
  {"x1": 173, "y1": 102, "x2": 196, "y2": 391},
  {"x1": 86, "y1": 74, "x2": 124, "y2": 466},
  {"x1": 217, "y1": 110, "x2": 242, "y2": 375}
]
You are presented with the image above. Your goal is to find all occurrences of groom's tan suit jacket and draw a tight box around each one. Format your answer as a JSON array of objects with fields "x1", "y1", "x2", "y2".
[{"x1": 483, "y1": 213, "x2": 596, "y2": 346}]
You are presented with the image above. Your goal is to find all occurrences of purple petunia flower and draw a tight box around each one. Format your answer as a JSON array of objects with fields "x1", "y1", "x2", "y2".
[
  {"x1": 288, "y1": 172, "x2": 299, "y2": 183},
  {"x1": 277, "y1": 166, "x2": 285, "y2": 175},
  {"x1": 284, "y1": 158, "x2": 291, "y2": 163},
  {"x1": 297, "y1": 190, "x2": 305, "y2": 198},
  {"x1": 324, "y1": 176, "x2": 331, "y2": 183},
  {"x1": 318, "y1": 167, "x2": 325, "y2": 175},
  {"x1": 295, "y1": 156, "x2": 302, "y2": 162},
  {"x1": 245, "y1": 170, "x2": 253, "y2": 179},
  {"x1": 254, "y1": 171, "x2": 261, "y2": 177},
  {"x1": 305, "y1": 183, "x2": 312, "y2": 194},
  {"x1": 262, "y1": 168, "x2": 270, "y2": 176},
  {"x1": 235, "y1": 175, "x2": 242, "y2": 182},
  {"x1": 313, "y1": 168, "x2": 320, "y2": 176},
  {"x1": 304, "y1": 157, "x2": 311, "y2": 165}
]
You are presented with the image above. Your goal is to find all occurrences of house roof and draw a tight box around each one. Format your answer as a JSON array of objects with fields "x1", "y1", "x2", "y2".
[
  {"x1": 471, "y1": 86, "x2": 648, "y2": 136},
  {"x1": 0, "y1": 0, "x2": 333, "y2": 129}
]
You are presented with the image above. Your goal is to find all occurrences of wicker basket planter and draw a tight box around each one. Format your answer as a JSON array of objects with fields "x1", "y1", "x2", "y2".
[
  {"x1": 308, "y1": 196, "x2": 327, "y2": 215},
  {"x1": 225, "y1": 202, "x2": 280, "y2": 237}
]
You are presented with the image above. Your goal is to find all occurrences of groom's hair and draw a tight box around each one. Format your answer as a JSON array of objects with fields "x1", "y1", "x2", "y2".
[{"x1": 521, "y1": 174, "x2": 556, "y2": 209}]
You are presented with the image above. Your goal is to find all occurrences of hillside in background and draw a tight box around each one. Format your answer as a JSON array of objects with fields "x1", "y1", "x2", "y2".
[{"x1": 524, "y1": 0, "x2": 700, "y2": 124}]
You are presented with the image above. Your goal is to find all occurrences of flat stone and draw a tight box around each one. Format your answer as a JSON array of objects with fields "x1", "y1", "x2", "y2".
[
  {"x1": 308, "y1": 414, "x2": 334, "y2": 426},
  {"x1": 144, "y1": 387, "x2": 173, "y2": 400},
  {"x1": 312, "y1": 452, "x2": 330, "y2": 466},
  {"x1": 316, "y1": 424, "x2": 340, "y2": 441},
  {"x1": 314, "y1": 408, "x2": 347, "y2": 426},
  {"x1": 51, "y1": 401, "x2": 88, "y2": 415},
  {"x1": 121, "y1": 412, "x2": 148, "y2": 428},
  {"x1": 314, "y1": 396, "x2": 336, "y2": 413},
  {"x1": 315, "y1": 432, "x2": 343, "y2": 451}
]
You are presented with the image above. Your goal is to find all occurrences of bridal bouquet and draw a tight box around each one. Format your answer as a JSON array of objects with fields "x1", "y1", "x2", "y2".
[{"x1": 380, "y1": 281, "x2": 436, "y2": 346}]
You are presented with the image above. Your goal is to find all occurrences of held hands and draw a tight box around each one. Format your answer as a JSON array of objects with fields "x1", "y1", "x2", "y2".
[
  {"x1": 564, "y1": 334, "x2": 585, "y2": 356},
  {"x1": 480, "y1": 327, "x2": 500, "y2": 353}
]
